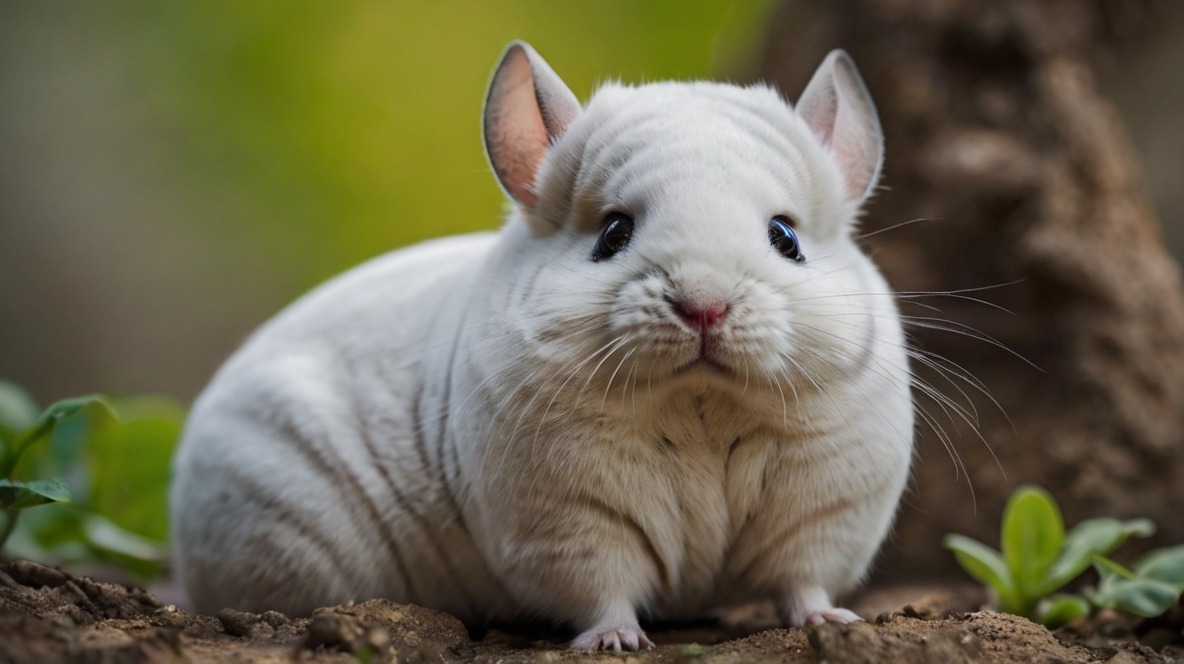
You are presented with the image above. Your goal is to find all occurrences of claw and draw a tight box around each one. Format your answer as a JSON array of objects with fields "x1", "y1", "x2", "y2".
[{"x1": 571, "y1": 626, "x2": 655, "y2": 651}]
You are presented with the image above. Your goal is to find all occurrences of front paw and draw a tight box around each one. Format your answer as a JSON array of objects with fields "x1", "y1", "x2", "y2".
[
  {"x1": 782, "y1": 585, "x2": 863, "y2": 627},
  {"x1": 571, "y1": 625, "x2": 655, "y2": 651}
]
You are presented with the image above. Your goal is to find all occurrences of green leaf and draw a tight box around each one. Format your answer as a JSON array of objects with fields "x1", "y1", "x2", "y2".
[
  {"x1": 944, "y1": 534, "x2": 1021, "y2": 612},
  {"x1": 85, "y1": 396, "x2": 185, "y2": 542},
  {"x1": 3, "y1": 500, "x2": 90, "y2": 561},
  {"x1": 82, "y1": 512, "x2": 167, "y2": 563},
  {"x1": 1133, "y1": 545, "x2": 1184, "y2": 588},
  {"x1": 0, "y1": 380, "x2": 39, "y2": 441},
  {"x1": 1094, "y1": 576, "x2": 1182, "y2": 618},
  {"x1": 3, "y1": 501, "x2": 166, "y2": 581},
  {"x1": 1044, "y1": 517, "x2": 1156, "y2": 592},
  {"x1": 1037, "y1": 593, "x2": 1091, "y2": 629},
  {"x1": 0, "y1": 393, "x2": 181, "y2": 582},
  {"x1": 0, "y1": 478, "x2": 72, "y2": 510},
  {"x1": 1091, "y1": 546, "x2": 1184, "y2": 619},
  {"x1": 0, "y1": 395, "x2": 115, "y2": 478},
  {"x1": 1002, "y1": 486, "x2": 1064, "y2": 607}
]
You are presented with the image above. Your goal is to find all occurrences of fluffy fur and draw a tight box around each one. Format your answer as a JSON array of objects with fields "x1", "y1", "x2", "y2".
[{"x1": 170, "y1": 42, "x2": 914, "y2": 652}]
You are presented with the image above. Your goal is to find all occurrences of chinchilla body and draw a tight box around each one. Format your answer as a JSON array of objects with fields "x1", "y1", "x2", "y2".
[{"x1": 171, "y1": 41, "x2": 913, "y2": 650}]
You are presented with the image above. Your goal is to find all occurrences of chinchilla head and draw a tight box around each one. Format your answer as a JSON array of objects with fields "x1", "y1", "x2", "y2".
[{"x1": 478, "y1": 41, "x2": 892, "y2": 409}]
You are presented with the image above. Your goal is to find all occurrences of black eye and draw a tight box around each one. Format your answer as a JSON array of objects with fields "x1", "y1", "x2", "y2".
[
  {"x1": 768, "y1": 216, "x2": 804, "y2": 263},
  {"x1": 591, "y1": 212, "x2": 634, "y2": 261}
]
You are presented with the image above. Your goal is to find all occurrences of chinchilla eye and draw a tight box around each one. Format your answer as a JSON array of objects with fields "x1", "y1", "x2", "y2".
[
  {"x1": 591, "y1": 212, "x2": 635, "y2": 261},
  {"x1": 768, "y1": 216, "x2": 804, "y2": 263}
]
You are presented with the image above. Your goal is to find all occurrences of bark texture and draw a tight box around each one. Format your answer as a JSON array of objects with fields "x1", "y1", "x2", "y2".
[{"x1": 758, "y1": 0, "x2": 1184, "y2": 579}]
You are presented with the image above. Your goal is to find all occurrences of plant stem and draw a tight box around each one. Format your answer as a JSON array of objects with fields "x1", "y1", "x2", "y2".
[{"x1": 0, "y1": 509, "x2": 18, "y2": 551}]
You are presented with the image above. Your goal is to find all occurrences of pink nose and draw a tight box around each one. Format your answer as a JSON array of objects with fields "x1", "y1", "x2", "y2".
[{"x1": 673, "y1": 299, "x2": 729, "y2": 329}]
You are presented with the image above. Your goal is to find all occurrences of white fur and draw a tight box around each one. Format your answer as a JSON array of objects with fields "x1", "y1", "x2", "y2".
[{"x1": 170, "y1": 43, "x2": 913, "y2": 652}]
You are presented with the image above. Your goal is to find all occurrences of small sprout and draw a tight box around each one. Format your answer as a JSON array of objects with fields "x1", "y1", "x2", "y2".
[
  {"x1": 0, "y1": 384, "x2": 115, "y2": 550},
  {"x1": 0, "y1": 393, "x2": 115, "y2": 478},
  {"x1": 944, "y1": 485, "x2": 1158, "y2": 627},
  {"x1": 0, "y1": 379, "x2": 183, "y2": 583}
]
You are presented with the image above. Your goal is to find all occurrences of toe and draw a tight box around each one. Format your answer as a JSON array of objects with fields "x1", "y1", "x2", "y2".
[{"x1": 571, "y1": 627, "x2": 653, "y2": 652}]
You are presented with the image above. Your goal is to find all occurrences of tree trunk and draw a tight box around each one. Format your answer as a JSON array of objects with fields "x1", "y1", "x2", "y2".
[{"x1": 758, "y1": 0, "x2": 1184, "y2": 580}]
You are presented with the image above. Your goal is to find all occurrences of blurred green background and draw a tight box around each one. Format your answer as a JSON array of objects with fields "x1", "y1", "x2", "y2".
[{"x1": 0, "y1": 0, "x2": 777, "y2": 406}]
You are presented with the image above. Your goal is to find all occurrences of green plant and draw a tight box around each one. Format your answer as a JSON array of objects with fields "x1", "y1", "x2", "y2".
[
  {"x1": 0, "y1": 379, "x2": 185, "y2": 582},
  {"x1": 943, "y1": 485, "x2": 1161, "y2": 628},
  {"x1": 1090, "y1": 545, "x2": 1184, "y2": 618},
  {"x1": 0, "y1": 382, "x2": 111, "y2": 548}
]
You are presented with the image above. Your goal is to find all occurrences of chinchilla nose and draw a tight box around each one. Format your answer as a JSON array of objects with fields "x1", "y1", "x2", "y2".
[
  {"x1": 664, "y1": 264, "x2": 735, "y2": 331},
  {"x1": 671, "y1": 296, "x2": 730, "y2": 330}
]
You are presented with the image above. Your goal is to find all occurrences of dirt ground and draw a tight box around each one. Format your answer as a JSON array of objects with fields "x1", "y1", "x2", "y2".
[{"x1": 1, "y1": 560, "x2": 1181, "y2": 663}]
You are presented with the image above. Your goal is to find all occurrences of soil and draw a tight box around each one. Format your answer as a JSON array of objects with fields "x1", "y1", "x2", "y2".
[{"x1": 2, "y1": 561, "x2": 1181, "y2": 663}]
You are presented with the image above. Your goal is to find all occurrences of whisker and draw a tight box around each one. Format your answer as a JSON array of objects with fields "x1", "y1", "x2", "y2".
[
  {"x1": 901, "y1": 316, "x2": 1042, "y2": 372},
  {"x1": 603, "y1": 347, "x2": 636, "y2": 408},
  {"x1": 789, "y1": 308, "x2": 1010, "y2": 508},
  {"x1": 527, "y1": 335, "x2": 626, "y2": 450},
  {"x1": 856, "y1": 216, "x2": 943, "y2": 240},
  {"x1": 577, "y1": 335, "x2": 632, "y2": 402}
]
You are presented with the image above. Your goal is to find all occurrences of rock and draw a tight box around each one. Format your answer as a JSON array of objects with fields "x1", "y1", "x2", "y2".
[
  {"x1": 302, "y1": 599, "x2": 469, "y2": 661},
  {"x1": 217, "y1": 607, "x2": 273, "y2": 638},
  {"x1": 0, "y1": 558, "x2": 162, "y2": 626},
  {"x1": 809, "y1": 618, "x2": 983, "y2": 664}
]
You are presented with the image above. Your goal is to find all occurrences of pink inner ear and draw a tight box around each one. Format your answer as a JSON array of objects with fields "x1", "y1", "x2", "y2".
[
  {"x1": 486, "y1": 49, "x2": 549, "y2": 207},
  {"x1": 832, "y1": 105, "x2": 877, "y2": 202},
  {"x1": 484, "y1": 42, "x2": 581, "y2": 210},
  {"x1": 796, "y1": 50, "x2": 883, "y2": 204},
  {"x1": 830, "y1": 66, "x2": 880, "y2": 203}
]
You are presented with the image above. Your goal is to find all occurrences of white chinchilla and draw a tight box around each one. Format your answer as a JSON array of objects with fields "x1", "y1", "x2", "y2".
[{"x1": 170, "y1": 41, "x2": 913, "y2": 652}]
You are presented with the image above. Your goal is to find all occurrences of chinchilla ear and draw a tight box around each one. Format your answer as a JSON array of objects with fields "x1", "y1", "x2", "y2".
[
  {"x1": 483, "y1": 41, "x2": 581, "y2": 209},
  {"x1": 796, "y1": 49, "x2": 884, "y2": 204}
]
